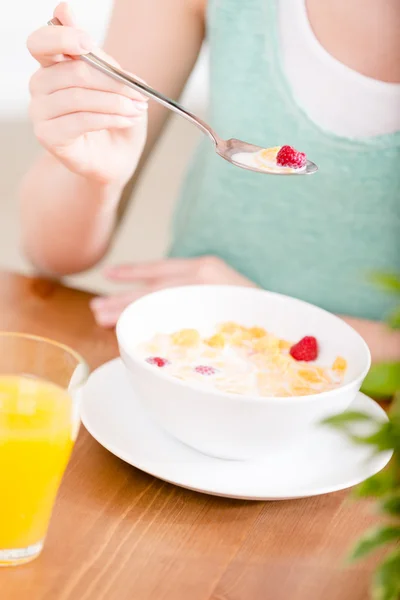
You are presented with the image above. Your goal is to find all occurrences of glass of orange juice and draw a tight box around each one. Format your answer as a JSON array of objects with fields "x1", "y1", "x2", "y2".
[{"x1": 0, "y1": 332, "x2": 89, "y2": 567}]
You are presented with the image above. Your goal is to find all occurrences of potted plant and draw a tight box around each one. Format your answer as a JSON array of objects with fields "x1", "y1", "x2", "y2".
[{"x1": 324, "y1": 273, "x2": 400, "y2": 600}]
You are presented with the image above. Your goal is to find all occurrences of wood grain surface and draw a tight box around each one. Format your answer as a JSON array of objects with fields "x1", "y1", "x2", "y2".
[{"x1": 0, "y1": 272, "x2": 383, "y2": 600}]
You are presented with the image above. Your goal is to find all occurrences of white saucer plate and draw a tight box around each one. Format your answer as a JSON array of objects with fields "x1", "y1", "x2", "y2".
[{"x1": 81, "y1": 359, "x2": 392, "y2": 501}]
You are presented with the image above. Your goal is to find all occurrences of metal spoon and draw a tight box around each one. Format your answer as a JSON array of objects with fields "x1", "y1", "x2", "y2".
[{"x1": 48, "y1": 18, "x2": 318, "y2": 176}]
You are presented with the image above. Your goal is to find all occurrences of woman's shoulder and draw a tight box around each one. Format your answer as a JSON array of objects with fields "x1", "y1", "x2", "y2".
[{"x1": 306, "y1": 0, "x2": 400, "y2": 83}]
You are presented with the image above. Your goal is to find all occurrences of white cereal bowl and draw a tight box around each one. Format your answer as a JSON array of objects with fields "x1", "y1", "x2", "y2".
[{"x1": 116, "y1": 285, "x2": 371, "y2": 460}]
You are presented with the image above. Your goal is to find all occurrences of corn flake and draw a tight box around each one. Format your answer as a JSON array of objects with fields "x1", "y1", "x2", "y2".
[{"x1": 171, "y1": 329, "x2": 200, "y2": 347}]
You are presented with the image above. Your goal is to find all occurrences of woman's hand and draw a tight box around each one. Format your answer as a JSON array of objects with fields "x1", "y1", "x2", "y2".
[
  {"x1": 90, "y1": 256, "x2": 257, "y2": 327},
  {"x1": 27, "y1": 2, "x2": 148, "y2": 186}
]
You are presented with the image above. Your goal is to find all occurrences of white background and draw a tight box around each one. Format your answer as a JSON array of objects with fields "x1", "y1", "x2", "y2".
[
  {"x1": 0, "y1": 0, "x2": 207, "y2": 116},
  {"x1": 1, "y1": 0, "x2": 113, "y2": 116}
]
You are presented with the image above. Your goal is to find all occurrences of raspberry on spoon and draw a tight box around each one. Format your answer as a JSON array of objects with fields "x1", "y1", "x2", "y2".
[{"x1": 276, "y1": 145, "x2": 307, "y2": 169}]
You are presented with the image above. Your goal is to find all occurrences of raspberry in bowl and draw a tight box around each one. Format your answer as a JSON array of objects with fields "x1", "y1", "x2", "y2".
[
  {"x1": 137, "y1": 326, "x2": 347, "y2": 398},
  {"x1": 116, "y1": 286, "x2": 371, "y2": 460}
]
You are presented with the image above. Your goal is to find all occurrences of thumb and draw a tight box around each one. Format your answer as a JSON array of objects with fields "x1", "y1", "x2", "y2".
[{"x1": 53, "y1": 2, "x2": 77, "y2": 27}]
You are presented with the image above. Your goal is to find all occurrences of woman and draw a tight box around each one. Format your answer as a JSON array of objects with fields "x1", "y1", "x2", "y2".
[{"x1": 21, "y1": 1, "x2": 400, "y2": 360}]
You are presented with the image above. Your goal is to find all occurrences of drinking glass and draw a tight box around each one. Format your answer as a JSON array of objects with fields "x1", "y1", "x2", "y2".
[{"x1": 0, "y1": 333, "x2": 88, "y2": 566}]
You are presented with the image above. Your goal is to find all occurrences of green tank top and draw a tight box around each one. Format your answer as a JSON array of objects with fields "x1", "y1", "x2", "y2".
[{"x1": 169, "y1": 0, "x2": 400, "y2": 320}]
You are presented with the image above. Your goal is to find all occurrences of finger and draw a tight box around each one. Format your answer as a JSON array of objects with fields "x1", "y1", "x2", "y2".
[
  {"x1": 90, "y1": 289, "x2": 147, "y2": 328},
  {"x1": 90, "y1": 278, "x2": 190, "y2": 327},
  {"x1": 54, "y1": 2, "x2": 76, "y2": 28},
  {"x1": 29, "y1": 59, "x2": 147, "y2": 102},
  {"x1": 91, "y1": 289, "x2": 147, "y2": 311},
  {"x1": 93, "y1": 306, "x2": 127, "y2": 328},
  {"x1": 103, "y1": 259, "x2": 198, "y2": 282},
  {"x1": 93, "y1": 308, "x2": 122, "y2": 328},
  {"x1": 91, "y1": 48, "x2": 149, "y2": 89},
  {"x1": 31, "y1": 88, "x2": 147, "y2": 122},
  {"x1": 54, "y1": 4, "x2": 121, "y2": 72},
  {"x1": 27, "y1": 25, "x2": 93, "y2": 67},
  {"x1": 34, "y1": 112, "x2": 140, "y2": 147}
]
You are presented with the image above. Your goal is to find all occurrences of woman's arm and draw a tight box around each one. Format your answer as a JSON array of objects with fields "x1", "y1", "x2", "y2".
[
  {"x1": 103, "y1": 0, "x2": 206, "y2": 164},
  {"x1": 20, "y1": 0, "x2": 205, "y2": 276}
]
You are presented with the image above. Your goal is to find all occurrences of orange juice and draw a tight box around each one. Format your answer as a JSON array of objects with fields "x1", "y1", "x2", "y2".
[{"x1": 0, "y1": 375, "x2": 75, "y2": 564}]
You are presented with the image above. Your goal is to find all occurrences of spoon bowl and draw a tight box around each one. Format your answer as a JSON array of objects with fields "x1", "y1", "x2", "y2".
[{"x1": 217, "y1": 138, "x2": 318, "y2": 175}]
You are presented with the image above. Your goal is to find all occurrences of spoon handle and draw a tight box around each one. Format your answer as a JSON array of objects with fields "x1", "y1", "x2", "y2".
[{"x1": 47, "y1": 18, "x2": 218, "y2": 145}]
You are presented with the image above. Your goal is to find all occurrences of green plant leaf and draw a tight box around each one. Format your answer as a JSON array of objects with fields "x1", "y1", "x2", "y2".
[
  {"x1": 351, "y1": 422, "x2": 399, "y2": 453},
  {"x1": 353, "y1": 463, "x2": 397, "y2": 498},
  {"x1": 349, "y1": 526, "x2": 400, "y2": 561},
  {"x1": 323, "y1": 406, "x2": 399, "y2": 452},
  {"x1": 389, "y1": 394, "x2": 400, "y2": 421},
  {"x1": 370, "y1": 272, "x2": 400, "y2": 294},
  {"x1": 379, "y1": 493, "x2": 400, "y2": 518},
  {"x1": 361, "y1": 363, "x2": 400, "y2": 398},
  {"x1": 387, "y1": 306, "x2": 400, "y2": 330},
  {"x1": 322, "y1": 411, "x2": 372, "y2": 427},
  {"x1": 372, "y1": 549, "x2": 400, "y2": 600}
]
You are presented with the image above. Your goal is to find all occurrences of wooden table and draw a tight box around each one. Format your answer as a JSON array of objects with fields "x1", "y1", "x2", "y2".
[{"x1": 1, "y1": 272, "x2": 382, "y2": 600}]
